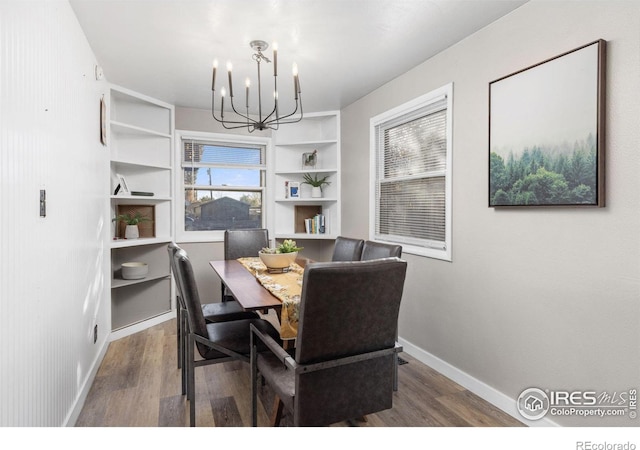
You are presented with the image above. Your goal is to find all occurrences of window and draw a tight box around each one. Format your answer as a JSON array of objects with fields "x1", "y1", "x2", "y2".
[
  {"x1": 370, "y1": 83, "x2": 453, "y2": 261},
  {"x1": 177, "y1": 132, "x2": 269, "y2": 240}
]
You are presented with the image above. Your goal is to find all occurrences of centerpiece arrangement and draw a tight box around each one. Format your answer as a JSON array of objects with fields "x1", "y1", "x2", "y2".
[{"x1": 259, "y1": 239, "x2": 303, "y2": 273}]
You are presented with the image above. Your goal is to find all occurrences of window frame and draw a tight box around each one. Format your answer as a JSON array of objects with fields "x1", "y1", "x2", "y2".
[
  {"x1": 174, "y1": 130, "x2": 271, "y2": 243},
  {"x1": 369, "y1": 83, "x2": 453, "y2": 261}
]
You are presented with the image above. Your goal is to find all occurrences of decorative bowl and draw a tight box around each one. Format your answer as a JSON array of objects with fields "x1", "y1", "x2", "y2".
[
  {"x1": 121, "y1": 262, "x2": 149, "y2": 280},
  {"x1": 258, "y1": 251, "x2": 297, "y2": 271}
]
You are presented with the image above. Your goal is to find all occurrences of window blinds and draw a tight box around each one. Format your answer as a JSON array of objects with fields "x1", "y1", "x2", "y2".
[{"x1": 374, "y1": 97, "x2": 447, "y2": 250}]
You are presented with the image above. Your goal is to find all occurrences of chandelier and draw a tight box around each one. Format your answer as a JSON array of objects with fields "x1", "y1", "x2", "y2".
[{"x1": 211, "y1": 40, "x2": 302, "y2": 132}]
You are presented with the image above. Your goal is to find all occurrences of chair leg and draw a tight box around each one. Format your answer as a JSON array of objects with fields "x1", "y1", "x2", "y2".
[
  {"x1": 393, "y1": 352, "x2": 399, "y2": 392},
  {"x1": 188, "y1": 333, "x2": 196, "y2": 427},
  {"x1": 181, "y1": 311, "x2": 188, "y2": 396},
  {"x1": 176, "y1": 305, "x2": 182, "y2": 369},
  {"x1": 250, "y1": 336, "x2": 258, "y2": 427}
]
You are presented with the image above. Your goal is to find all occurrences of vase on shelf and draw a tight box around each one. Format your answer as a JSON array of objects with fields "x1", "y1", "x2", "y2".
[
  {"x1": 311, "y1": 186, "x2": 322, "y2": 198},
  {"x1": 125, "y1": 224, "x2": 139, "y2": 239}
]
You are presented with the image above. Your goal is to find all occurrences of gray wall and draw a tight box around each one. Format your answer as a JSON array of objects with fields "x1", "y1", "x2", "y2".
[{"x1": 341, "y1": 1, "x2": 639, "y2": 426}]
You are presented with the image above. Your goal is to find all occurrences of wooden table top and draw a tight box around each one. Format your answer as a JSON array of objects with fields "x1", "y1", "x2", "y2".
[{"x1": 209, "y1": 258, "x2": 311, "y2": 311}]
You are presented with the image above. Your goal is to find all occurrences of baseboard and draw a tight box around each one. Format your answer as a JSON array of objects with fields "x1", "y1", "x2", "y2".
[
  {"x1": 110, "y1": 310, "x2": 176, "y2": 342},
  {"x1": 64, "y1": 335, "x2": 110, "y2": 426},
  {"x1": 398, "y1": 337, "x2": 559, "y2": 427}
]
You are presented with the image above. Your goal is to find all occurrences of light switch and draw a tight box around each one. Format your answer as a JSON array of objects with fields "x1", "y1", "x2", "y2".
[{"x1": 40, "y1": 190, "x2": 46, "y2": 217}]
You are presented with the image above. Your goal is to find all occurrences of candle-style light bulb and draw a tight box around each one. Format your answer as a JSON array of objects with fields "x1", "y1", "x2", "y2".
[
  {"x1": 220, "y1": 87, "x2": 225, "y2": 117},
  {"x1": 292, "y1": 63, "x2": 299, "y2": 99},
  {"x1": 273, "y1": 42, "x2": 278, "y2": 76},
  {"x1": 211, "y1": 59, "x2": 218, "y2": 91},
  {"x1": 245, "y1": 78, "x2": 250, "y2": 108},
  {"x1": 226, "y1": 62, "x2": 233, "y2": 97}
]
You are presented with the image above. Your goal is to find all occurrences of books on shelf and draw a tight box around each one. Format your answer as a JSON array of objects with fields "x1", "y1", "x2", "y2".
[{"x1": 304, "y1": 214, "x2": 326, "y2": 234}]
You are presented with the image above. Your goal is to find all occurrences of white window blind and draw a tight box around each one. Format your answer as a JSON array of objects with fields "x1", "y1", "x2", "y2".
[
  {"x1": 181, "y1": 137, "x2": 266, "y2": 232},
  {"x1": 371, "y1": 84, "x2": 452, "y2": 260}
]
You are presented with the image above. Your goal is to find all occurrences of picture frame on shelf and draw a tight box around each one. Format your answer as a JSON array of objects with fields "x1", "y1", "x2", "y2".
[
  {"x1": 289, "y1": 181, "x2": 300, "y2": 198},
  {"x1": 302, "y1": 150, "x2": 317, "y2": 169},
  {"x1": 489, "y1": 39, "x2": 606, "y2": 207},
  {"x1": 115, "y1": 173, "x2": 130, "y2": 195},
  {"x1": 100, "y1": 95, "x2": 107, "y2": 146}
]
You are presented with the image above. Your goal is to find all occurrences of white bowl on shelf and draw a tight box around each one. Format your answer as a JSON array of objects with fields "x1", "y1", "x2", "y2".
[
  {"x1": 121, "y1": 262, "x2": 148, "y2": 280},
  {"x1": 258, "y1": 251, "x2": 297, "y2": 271}
]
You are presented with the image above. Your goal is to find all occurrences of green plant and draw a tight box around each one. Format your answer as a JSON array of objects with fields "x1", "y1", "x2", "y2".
[
  {"x1": 261, "y1": 239, "x2": 303, "y2": 254},
  {"x1": 301, "y1": 173, "x2": 331, "y2": 189},
  {"x1": 113, "y1": 212, "x2": 151, "y2": 225}
]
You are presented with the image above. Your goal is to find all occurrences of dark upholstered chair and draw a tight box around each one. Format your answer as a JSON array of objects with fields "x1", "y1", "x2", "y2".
[
  {"x1": 250, "y1": 258, "x2": 407, "y2": 426},
  {"x1": 331, "y1": 236, "x2": 364, "y2": 261},
  {"x1": 173, "y1": 248, "x2": 281, "y2": 426},
  {"x1": 361, "y1": 240, "x2": 402, "y2": 260},
  {"x1": 168, "y1": 242, "x2": 258, "y2": 388},
  {"x1": 361, "y1": 240, "x2": 403, "y2": 390},
  {"x1": 221, "y1": 228, "x2": 269, "y2": 301},
  {"x1": 168, "y1": 243, "x2": 259, "y2": 393}
]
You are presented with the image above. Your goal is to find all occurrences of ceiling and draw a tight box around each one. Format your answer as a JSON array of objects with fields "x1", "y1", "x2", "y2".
[{"x1": 70, "y1": 0, "x2": 528, "y2": 114}]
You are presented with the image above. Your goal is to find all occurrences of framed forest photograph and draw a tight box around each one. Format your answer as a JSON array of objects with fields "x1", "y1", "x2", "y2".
[{"x1": 489, "y1": 39, "x2": 606, "y2": 207}]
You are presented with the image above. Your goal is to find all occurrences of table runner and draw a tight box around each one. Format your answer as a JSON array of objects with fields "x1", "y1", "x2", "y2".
[{"x1": 237, "y1": 257, "x2": 303, "y2": 340}]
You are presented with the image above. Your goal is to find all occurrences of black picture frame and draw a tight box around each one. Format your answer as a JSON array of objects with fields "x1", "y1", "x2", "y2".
[{"x1": 489, "y1": 40, "x2": 606, "y2": 207}]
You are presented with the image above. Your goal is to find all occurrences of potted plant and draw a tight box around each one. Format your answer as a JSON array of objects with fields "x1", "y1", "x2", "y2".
[
  {"x1": 113, "y1": 212, "x2": 151, "y2": 239},
  {"x1": 302, "y1": 173, "x2": 331, "y2": 198},
  {"x1": 259, "y1": 239, "x2": 303, "y2": 272}
]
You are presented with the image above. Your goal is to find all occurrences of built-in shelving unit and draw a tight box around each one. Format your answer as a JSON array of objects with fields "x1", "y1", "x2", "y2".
[
  {"x1": 108, "y1": 85, "x2": 174, "y2": 331},
  {"x1": 272, "y1": 111, "x2": 341, "y2": 240}
]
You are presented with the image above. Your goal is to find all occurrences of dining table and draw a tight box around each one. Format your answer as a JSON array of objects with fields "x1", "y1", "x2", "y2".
[{"x1": 209, "y1": 256, "x2": 312, "y2": 340}]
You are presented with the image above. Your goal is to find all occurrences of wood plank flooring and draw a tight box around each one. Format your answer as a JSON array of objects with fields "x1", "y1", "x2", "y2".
[{"x1": 75, "y1": 319, "x2": 525, "y2": 427}]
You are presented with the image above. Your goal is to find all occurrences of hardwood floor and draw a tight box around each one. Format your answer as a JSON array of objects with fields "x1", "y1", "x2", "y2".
[{"x1": 75, "y1": 318, "x2": 524, "y2": 427}]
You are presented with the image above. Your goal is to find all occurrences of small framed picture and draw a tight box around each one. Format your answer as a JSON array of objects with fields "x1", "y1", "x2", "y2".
[
  {"x1": 289, "y1": 181, "x2": 300, "y2": 198},
  {"x1": 100, "y1": 95, "x2": 107, "y2": 146},
  {"x1": 302, "y1": 150, "x2": 317, "y2": 169},
  {"x1": 115, "y1": 173, "x2": 130, "y2": 195}
]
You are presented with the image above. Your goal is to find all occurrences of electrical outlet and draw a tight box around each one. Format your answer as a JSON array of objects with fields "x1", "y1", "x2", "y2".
[{"x1": 93, "y1": 324, "x2": 98, "y2": 344}]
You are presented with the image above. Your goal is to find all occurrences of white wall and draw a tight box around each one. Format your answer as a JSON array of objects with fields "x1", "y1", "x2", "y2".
[
  {"x1": 0, "y1": 1, "x2": 110, "y2": 426},
  {"x1": 341, "y1": 0, "x2": 640, "y2": 426}
]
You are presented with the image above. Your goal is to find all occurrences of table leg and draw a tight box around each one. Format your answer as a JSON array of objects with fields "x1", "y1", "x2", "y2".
[{"x1": 270, "y1": 396, "x2": 284, "y2": 426}]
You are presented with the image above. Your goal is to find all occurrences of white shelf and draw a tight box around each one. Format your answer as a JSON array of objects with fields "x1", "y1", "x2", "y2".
[
  {"x1": 111, "y1": 159, "x2": 172, "y2": 171},
  {"x1": 108, "y1": 85, "x2": 174, "y2": 332},
  {"x1": 275, "y1": 168, "x2": 337, "y2": 175},
  {"x1": 111, "y1": 274, "x2": 170, "y2": 289},
  {"x1": 110, "y1": 237, "x2": 172, "y2": 249},
  {"x1": 275, "y1": 233, "x2": 337, "y2": 240},
  {"x1": 110, "y1": 195, "x2": 172, "y2": 202},
  {"x1": 275, "y1": 198, "x2": 337, "y2": 203},
  {"x1": 271, "y1": 111, "x2": 341, "y2": 239},
  {"x1": 274, "y1": 139, "x2": 338, "y2": 147},
  {"x1": 111, "y1": 120, "x2": 172, "y2": 138}
]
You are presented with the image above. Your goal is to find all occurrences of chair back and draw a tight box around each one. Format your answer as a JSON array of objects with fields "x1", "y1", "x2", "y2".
[
  {"x1": 224, "y1": 228, "x2": 269, "y2": 260},
  {"x1": 361, "y1": 240, "x2": 402, "y2": 260},
  {"x1": 296, "y1": 258, "x2": 406, "y2": 364},
  {"x1": 293, "y1": 257, "x2": 407, "y2": 425},
  {"x1": 331, "y1": 236, "x2": 364, "y2": 261},
  {"x1": 173, "y1": 248, "x2": 213, "y2": 358},
  {"x1": 167, "y1": 242, "x2": 186, "y2": 310}
]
